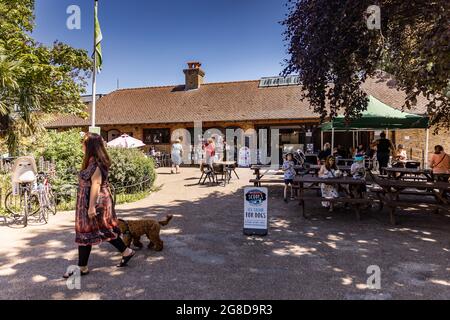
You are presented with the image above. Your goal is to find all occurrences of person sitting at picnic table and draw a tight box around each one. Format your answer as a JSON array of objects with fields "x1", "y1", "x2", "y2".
[
  {"x1": 356, "y1": 144, "x2": 366, "y2": 156},
  {"x1": 318, "y1": 143, "x2": 332, "y2": 161},
  {"x1": 171, "y1": 139, "x2": 183, "y2": 174},
  {"x1": 429, "y1": 145, "x2": 450, "y2": 179},
  {"x1": 282, "y1": 153, "x2": 296, "y2": 203},
  {"x1": 393, "y1": 144, "x2": 408, "y2": 168},
  {"x1": 318, "y1": 156, "x2": 341, "y2": 212},
  {"x1": 350, "y1": 154, "x2": 367, "y2": 197}
]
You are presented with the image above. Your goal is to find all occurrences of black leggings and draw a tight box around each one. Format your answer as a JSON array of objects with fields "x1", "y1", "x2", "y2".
[
  {"x1": 377, "y1": 152, "x2": 390, "y2": 173},
  {"x1": 78, "y1": 237, "x2": 128, "y2": 267}
]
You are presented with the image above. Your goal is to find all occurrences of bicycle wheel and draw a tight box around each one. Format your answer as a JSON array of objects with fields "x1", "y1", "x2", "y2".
[
  {"x1": 5, "y1": 191, "x2": 28, "y2": 226},
  {"x1": 47, "y1": 190, "x2": 57, "y2": 215},
  {"x1": 5, "y1": 191, "x2": 23, "y2": 218},
  {"x1": 39, "y1": 205, "x2": 49, "y2": 224},
  {"x1": 23, "y1": 190, "x2": 29, "y2": 227}
]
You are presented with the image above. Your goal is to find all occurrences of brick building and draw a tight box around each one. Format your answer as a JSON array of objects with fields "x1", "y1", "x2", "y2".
[{"x1": 46, "y1": 63, "x2": 449, "y2": 163}]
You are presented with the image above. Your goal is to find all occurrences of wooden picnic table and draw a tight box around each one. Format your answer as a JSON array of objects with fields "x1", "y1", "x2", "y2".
[
  {"x1": 214, "y1": 160, "x2": 239, "y2": 185},
  {"x1": 250, "y1": 164, "x2": 304, "y2": 178},
  {"x1": 250, "y1": 164, "x2": 353, "y2": 187},
  {"x1": 307, "y1": 165, "x2": 352, "y2": 174},
  {"x1": 372, "y1": 178, "x2": 450, "y2": 225},
  {"x1": 336, "y1": 158, "x2": 354, "y2": 166},
  {"x1": 294, "y1": 175, "x2": 370, "y2": 220},
  {"x1": 382, "y1": 167, "x2": 433, "y2": 181}
]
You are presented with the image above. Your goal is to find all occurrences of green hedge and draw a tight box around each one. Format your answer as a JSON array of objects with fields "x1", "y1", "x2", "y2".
[
  {"x1": 108, "y1": 147, "x2": 156, "y2": 193},
  {"x1": 36, "y1": 129, "x2": 84, "y2": 190},
  {"x1": 36, "y1": 130, "x2": 156, "y2": 193}
]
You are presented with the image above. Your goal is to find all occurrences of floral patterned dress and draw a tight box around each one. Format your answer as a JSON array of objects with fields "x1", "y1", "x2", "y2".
[
  {"x1": 75, "y1": 158, "x2": 120, "y2": 246},
  {"x1": 319, "y1": 167, "x2": 339, "y2": 208}
]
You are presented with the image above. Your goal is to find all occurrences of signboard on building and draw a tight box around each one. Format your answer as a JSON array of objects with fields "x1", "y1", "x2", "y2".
[
  {"x1": 89, "y1": 126, "x2": 101, "y2": 135},
  {"x1": 244, "y1": 187, "x2": 268, "y2": 236}
]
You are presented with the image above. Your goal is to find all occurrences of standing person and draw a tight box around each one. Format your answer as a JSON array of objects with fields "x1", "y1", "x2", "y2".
[
  {"x1": 149, "y1": 146, "x2": 156, "y2": 157},
  {"x1": 63, "y1": 133, "x2": 135, "y2": 279},
  {"x1": 171, "y1": 139, "x2": 183, "y2": 174},
  {"x1": 429, "y1": 145, "x2": 450, "y2": 178},
  {"x1": 282, "y1": 153, "x2": 296, "y2": 203},
  {"x1": 318, "y1": 156, "x2": 341, "y2": 212},
  {"x1": 204, "y1": 138, "x2": 216, "y2": 167},
  {"x1": 375, "y1": 132, "x2": 395, "y2": 173}
]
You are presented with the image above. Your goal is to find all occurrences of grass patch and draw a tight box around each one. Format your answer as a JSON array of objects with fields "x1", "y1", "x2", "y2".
[
  {"x1": 0, "y1": 185, "x2": 157, "y2": 215},
  {"x1": 54, "y1": 190, "x2": 152, "y2": 212},
  {"x1": 115, "y1": 190, "x2": 150, "y2": 205}
]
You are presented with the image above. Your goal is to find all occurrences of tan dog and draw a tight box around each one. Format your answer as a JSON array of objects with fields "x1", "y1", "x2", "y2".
[{"x1": 118, "y1": 215, "x2": 173, "y2": 251}]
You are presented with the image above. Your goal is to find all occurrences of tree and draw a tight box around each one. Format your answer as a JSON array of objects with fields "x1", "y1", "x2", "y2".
[
  {"x1": 282, "y1": 0, "x2": 450, "y2": 129},
  {"x1": 0, "y1": 0, "x2": 92, "y2": 155}
]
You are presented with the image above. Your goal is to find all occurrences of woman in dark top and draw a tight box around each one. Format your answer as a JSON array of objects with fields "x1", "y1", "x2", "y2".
[
  {"x1": 64, "y1": 133, "x2": 135, "y2": 278},
  {"x1": 376, "y1": 132, "x2": 394, "y2": 173}
]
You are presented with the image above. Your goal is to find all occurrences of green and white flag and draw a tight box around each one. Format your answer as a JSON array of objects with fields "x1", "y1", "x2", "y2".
[{"x1": 94, "y1": 0, "x2": 103, "y2": 72}]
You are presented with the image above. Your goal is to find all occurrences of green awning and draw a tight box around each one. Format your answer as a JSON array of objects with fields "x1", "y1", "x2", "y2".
[{"x1": 321, "y1": 96, "x2": 429, "y2": 131}]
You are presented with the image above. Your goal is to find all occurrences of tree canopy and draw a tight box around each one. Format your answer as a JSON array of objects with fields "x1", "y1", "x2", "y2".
[
  {"x1": 283, "y1": 0, "x2": 450, "y2": 130},
  {"x1": 0, "y1": 0, "x2": 92, "y2": 154}
]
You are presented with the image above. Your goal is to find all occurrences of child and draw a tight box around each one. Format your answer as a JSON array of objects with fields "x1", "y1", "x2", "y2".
[
  {"x1": 350, "y1": 155, "x2": 367, "y2": 197},
  {"x1": 282, "y1": 153, "x2": 296, "y2": 202}
]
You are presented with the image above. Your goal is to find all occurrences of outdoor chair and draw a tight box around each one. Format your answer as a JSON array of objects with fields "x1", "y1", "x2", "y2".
[
  {"x1": 198, "y1": 163, "x2": 218, "y2": 185},
  {"x1": 212, "y1": 163, "x2": 226, "y2": 183}
]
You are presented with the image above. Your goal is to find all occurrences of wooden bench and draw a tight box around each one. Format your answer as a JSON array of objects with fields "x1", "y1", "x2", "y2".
[
  {"x1": 368, "y1": 187, "x2": 440, "y2": 213},
  {"x1": 249, "y1": 178, "x2": 301, "y2": 188},
  {"x1": 249, "y1": 179, "x2": 322, "y2": 191},
  {"x1": 383, "y1": 200, "x2": 450, "y2": 225},
  {"x1": 298, "y1": 196, "x2": 375, "y2": 220}
]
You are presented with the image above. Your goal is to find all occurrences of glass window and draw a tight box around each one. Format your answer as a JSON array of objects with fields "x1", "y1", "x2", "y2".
[{"x1": 143, "y1": 129, "x2": 170, "y2": 145}]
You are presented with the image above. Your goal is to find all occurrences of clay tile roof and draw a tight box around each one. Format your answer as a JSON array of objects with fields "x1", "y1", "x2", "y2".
[
  {"x1": 46, "y1": 80, "x2": 314, "y2": 128},
  {"x1": 46, "y1": 75, "x2": 429, "y2": 128}
]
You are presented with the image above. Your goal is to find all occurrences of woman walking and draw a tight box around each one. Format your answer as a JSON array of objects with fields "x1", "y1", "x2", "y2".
[
  {"x1": 171, "y1": 139, "x2": 183, "y2": 174},
  {"x1": 64, "y1": 133, "x2": 135, "y2": 279}
]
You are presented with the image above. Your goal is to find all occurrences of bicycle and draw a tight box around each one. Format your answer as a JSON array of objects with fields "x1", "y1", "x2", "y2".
[
  {"x1": 4, "y1": 182, "x2": 40, "y2": 227},
  {"x1": 36, "y1": 171, "x2": 57, "y2": 217}
]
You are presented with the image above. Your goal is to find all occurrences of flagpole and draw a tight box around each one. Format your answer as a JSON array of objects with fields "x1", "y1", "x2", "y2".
[{"x1": 91, "y1": 0, "x2": 98, "y2": 129}]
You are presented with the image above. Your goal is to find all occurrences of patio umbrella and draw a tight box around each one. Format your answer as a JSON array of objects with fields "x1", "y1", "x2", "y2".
[{"x1": 107, "y1": 134, "x2": 146, "y2": 149}]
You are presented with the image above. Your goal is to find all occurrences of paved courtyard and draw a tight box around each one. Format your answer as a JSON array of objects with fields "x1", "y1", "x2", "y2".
[{"x1": 0, "y1": 167, "x2": 449, "y2": 300}]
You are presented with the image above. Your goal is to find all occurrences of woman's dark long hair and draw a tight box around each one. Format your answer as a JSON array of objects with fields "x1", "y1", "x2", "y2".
[
  {"x1": 81, "y1": 133, "x2": 111, "y2": 170},
  {"x1": 325, "y1": 156, "x2": 338, "y2": 171},
  {"x1": 435, "y1": 145, "x2": 444, "y2": 154}
]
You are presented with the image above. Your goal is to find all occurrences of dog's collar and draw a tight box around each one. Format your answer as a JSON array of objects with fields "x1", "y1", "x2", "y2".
[{"x1": 118, "y1": 219, "x2": 131, "y2": 236}]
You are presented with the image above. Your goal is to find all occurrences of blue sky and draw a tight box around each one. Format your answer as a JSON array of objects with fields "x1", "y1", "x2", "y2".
[{"x1": 33, "y1": 0, "x2": 289, "y2": 94}]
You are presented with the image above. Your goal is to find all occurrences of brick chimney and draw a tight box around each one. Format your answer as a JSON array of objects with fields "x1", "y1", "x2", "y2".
[{"x1": 183, "y1": 61, "x2": 205, "y2": 90}]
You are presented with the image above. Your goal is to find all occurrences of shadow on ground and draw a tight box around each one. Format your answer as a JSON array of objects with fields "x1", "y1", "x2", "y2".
[{"x1": 0, "y1": 169, "x2": 449, "y2": 300}]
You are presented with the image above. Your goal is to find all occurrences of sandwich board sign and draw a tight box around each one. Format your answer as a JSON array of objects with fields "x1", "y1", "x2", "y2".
[{"x1": 244, "y1": 187, "x2": 268, "y2": 236}]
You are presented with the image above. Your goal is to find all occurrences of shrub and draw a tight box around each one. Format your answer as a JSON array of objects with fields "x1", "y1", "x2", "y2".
[
  {"x1": 108, "y1": 147, "x2": 156, "y2": 193},
  {"x1": 35, "y1": 130, "x2": 155, "y2": 197},
  {"x1": 35, "y1": 129, "x2": 84, "y2": 190}
]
